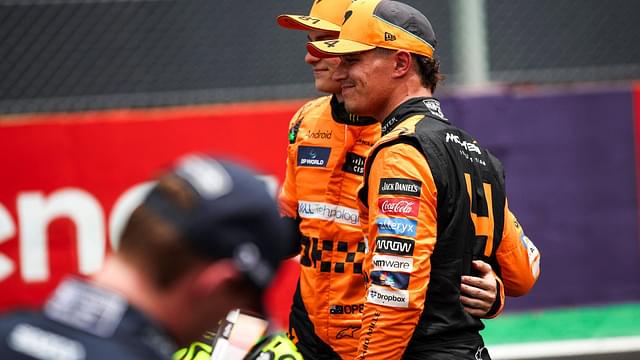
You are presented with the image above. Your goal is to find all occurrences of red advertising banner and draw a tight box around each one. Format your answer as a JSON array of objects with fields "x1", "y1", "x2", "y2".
[{"x1": 0, "y1": 102, "x2": 305, "y2": 327}]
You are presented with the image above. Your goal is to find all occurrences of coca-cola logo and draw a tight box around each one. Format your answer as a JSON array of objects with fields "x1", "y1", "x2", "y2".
[{"x1": 378, "y1": 197, "x2": 419, "y2": 217}]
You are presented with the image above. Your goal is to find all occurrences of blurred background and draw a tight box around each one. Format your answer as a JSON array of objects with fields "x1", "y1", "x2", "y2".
[
  {"x1": 1, "y1": 0, "x2": 640, "y2": 113},
  {"x1": 1, "y1": 1, "x2": 639, "y2": 359}
]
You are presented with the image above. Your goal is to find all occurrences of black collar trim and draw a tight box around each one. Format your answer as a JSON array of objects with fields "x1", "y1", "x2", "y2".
[
  {"x1": 381, "y1": 97, "x2": 448, "y2": 136},
  {"x1": 330, "y1": 95, "x2": 377, "y2": 125}
]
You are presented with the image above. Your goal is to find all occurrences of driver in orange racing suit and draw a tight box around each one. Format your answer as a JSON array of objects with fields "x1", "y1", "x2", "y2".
[
  {"x1": 306, "y1": 0, "x2": 541, "y2": 358},
  {"x1": 277, "y1": 1, "x2": 512, "y2": 359}
]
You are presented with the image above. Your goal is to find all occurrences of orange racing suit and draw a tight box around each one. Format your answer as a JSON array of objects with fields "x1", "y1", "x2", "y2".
[
  {"x1": 279, "y1": 94, "x2": 380, "y2": 359},
  {"x1": 356, "y1": 98, "x2": 541, "y2": 359}
]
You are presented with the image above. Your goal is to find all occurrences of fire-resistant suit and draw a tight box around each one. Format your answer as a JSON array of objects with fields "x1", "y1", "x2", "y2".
[
  {"x1": 279, "y1": 94, "x2": 380, "y2": 359},
  {"x1": 356, "y1": 98, "x2": 541, "y2": 359}
]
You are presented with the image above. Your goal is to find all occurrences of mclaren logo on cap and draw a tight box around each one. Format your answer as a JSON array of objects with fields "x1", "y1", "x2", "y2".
[{"x1": 342, "y1": 10, "x2": 353, "y2": 25}]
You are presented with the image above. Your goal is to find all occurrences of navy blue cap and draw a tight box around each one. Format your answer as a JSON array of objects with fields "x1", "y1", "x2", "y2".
[{"x1": 142, "y1": 154, "x2": 291, "y2": 292}]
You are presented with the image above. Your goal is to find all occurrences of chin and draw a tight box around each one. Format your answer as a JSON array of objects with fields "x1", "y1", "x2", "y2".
[
  {"x1": 315, "y1": 80, "x2": 341, "y2": 95},
  {"x1": 343, "y1": 99, "x2": 364, "y2": 116}
]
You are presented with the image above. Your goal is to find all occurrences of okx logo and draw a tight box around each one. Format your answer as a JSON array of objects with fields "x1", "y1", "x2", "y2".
[{"x1": 371, "y1": 270, "x2": 410, "y2": 290}]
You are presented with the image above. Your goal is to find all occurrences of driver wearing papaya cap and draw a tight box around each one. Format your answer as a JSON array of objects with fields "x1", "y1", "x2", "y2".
[{"x1": 308, "y1": 1, "x2": 541, "y2": 359}]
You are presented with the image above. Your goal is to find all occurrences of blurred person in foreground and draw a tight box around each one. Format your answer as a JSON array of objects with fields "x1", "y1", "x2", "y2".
[
  {"x1": 308, "y1": 0, "x2": 541, "y2": 358},
  {"x1": 0, "y1": 154, "x2": 292, "y2": 359},
  {"x1": 277, "y1": 1, "x2": 506, "y2": 358}
]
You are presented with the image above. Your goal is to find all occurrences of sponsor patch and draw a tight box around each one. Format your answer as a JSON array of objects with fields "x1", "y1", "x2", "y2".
[
  {"x1": 367, "y1": 284, "x2": 409, "y2": 308},
  {"x1": 342, "y1": 152, "x2": 365, "y2": 175},
  {"x1": 376, "y1": 217, "x2": 417, "y2": 237},
  {"x1": 336, "y1": 326, "x2": 359, "y2": 339},
  {"x1": 329, "y1": 303, "x2": 364, "y2": 315},
  {"x1": 297, "y1": 146, "x2": 331, "y2": 167},
  {"x1": 445, "y1": 132, "x2": 482, "y2": 155},
  {"x1": 374, "y1": 237, "x2": 414, "y2": 256},
  {"x1": 423, "y1": 99, "x2": 445, "y2": 119},
  {"x1": 381, "y1": 116, "x2": 401, "y2": 135},
  {"x1": 288, "y1": 118, "x2": 303, "y2": 144},
  {"x1": 378, "y1": 197, "x2": 419, "y2": 217},
  {"x1": 307, "y1": 129, "x2": 332, "y2": 140},
  {"x1": 8, "y1": 323, "x2": 86, "y2": 360},
  {"x1": 372, "y1": 254, "x2": 413, "y2": 272},
  {"x1": 371, "y1": 271, "x2": 410, "y2": 290},
  {"x1": 298, "y1": 201, "x2": 359, "y2": 225},
  {"x1": 379, "y1": 178, "x2": 421, "y2": 197},
  {"x1": 44, "y1": 279, "x2": 127, "y2": 338}
]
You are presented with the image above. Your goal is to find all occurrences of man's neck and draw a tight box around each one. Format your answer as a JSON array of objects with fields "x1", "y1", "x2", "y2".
[
  {"x1": 92, "y1": 256, "x2": 176, "y2": 336},
  {"x1": 376, "y1": 81, "x2": 432, "y2": 122}
]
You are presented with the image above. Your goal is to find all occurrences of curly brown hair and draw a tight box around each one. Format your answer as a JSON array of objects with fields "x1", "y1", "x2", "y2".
[{"x1": 414, "y1": 55, "x2": 443, "y2": 93}]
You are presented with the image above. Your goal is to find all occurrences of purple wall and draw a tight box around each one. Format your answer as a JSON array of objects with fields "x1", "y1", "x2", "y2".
[{"x1": 441, "y1": 86, "x2": 640, "y2": 311}]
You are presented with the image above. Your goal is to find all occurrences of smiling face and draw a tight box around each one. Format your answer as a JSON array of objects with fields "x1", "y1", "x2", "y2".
[
  {"x1": 332, "y1": 49, "x2": 397, "y2": 120},
  {"x1": 305, "y1": 30, "x2": 343, "y2": 95}
]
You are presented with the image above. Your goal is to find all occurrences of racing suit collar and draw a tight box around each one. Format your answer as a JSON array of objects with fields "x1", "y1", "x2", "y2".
[
  {"x1": 330, "y1": 94, "x2": 378, "y2": 126},
  {"x1": 381, "y1": 97, "x2": 449, "y2": 136}
]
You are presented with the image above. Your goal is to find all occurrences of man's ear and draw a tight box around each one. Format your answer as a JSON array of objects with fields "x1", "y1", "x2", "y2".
[
  {"x1": 391, "y1": 50, "x2": 413, "y2": 78},
  {"x1": 191, "y1": 259, "x2": 241, "y2": 298}
]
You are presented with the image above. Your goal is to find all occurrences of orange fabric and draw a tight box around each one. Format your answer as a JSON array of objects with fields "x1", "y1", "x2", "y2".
[
  {"x1": 279, "y1": 96, "x2": 380, "y2": 358},
  {"x1": 358, "y1": 143, "x2": 436, "y2": 359},
  {"x1": 498, "y1": 206, "x2": 541, "y2": 296}
]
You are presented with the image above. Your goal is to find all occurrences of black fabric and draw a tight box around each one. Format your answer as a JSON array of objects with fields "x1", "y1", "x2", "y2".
[
  {"x1": 282, "y1": 216, "x2": 303, "y2": 257},
  {"x1": 330, "y1": 95, "x2": 377, "y2": 126},
  {"x1": 361, "y1": 97, "x2": 508, "y2": 356},
  {"x1": 288, "y1": 283, "x2": 342, "y2": 360},
  {"x1": 485, "y1": 280, "x2": 503, "y2": 318},
  {"x1": 0, "y1": 278, "x2": 176, "y2": 360},
  {"x1": 403, "y1": 333, "x2": 491, "y2": 360},
  {"x1": 380, "y1": 97, "x2": 449, "y2": 136}
]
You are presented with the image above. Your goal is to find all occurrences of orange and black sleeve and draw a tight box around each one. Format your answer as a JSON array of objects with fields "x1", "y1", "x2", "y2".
[{"x1": 357, "y1": 143, "x2": 437, "y2": 359}]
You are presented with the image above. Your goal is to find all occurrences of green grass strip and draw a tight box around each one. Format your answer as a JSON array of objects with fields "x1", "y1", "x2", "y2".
[{"x1": 482, "y1": 303, "x2": 640, "y2": 345}]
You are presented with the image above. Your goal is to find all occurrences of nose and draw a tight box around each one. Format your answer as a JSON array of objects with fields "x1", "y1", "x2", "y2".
[
  {"x1": 332, "y1": 58, "x2": 347, "y2": 81},
  {"x1": 305, "y1": 51, "x2": 320, "y2": 65}
]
